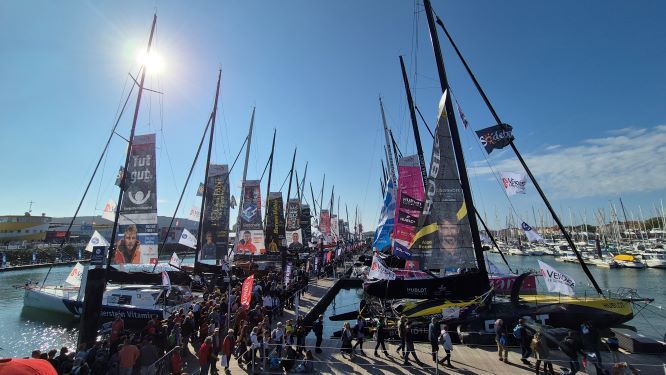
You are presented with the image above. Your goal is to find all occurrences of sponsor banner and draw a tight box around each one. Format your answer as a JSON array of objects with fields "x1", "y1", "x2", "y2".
[
  {"x1": 489, "y1": 274, "x2": 537, "y2": 295},
  {"x1": 331, "y1": 215, "x2": 339, "y2": 243},
  {"x1": 500, "y1": 171, "x2": 527, "y2": 196},
  {"x1": 239, "y1": 180, "x2": 262, "y2": 230},
  {"x1": 475, "y1": 124, "x2": 514, "y2": 154},
  {"x1": 320, "y1": 210, "x2": 331, "y2": 236},
  {"x1": 65, "y1": 262, "x2": 85, "y2": 287},
  {"x1": 85, "y1": 231, "x2": 109, "y2": 252},
  {"x1": 372, "y1": 180, "x2": 396, "y2": 252},
  {"x1": 284, "y1": 262, "x2": 293, "y2": 286},
  {"x1": 161, "y1": 270, "x2": 171, "y2": 292},
  {"x1": 521, "y1": 221, "x2": 544, "y2": 243},
  {"x1": 368, "y1": 254, "x2": 396, "y2": 280},
  {"x1": 265, "y1": 192, "x2": 286, "y2": 254},
  {"x1": 538, "y1": 260, "x2": 576, "y2": 296},
  {"x1": 179, "y1": 228, "x2": 197, "y2": 250},
  {"x1": 300, "y1": 205, "x2": 312, "y2": 245},
  {"x1": 116, "y1": 133, "x2": 158, "y2": 265},
  {"x1": 240, "y1": 274, "x2": 254, "y2": 309},
  {"x1": 200, "y1": 164, "x2": 230, "y2": 262},
  {"x1": 91, "y1": 246, "x2": 107, "y2": 266},
  {"x1": 237, "y1": 229, "x2": 265, "y2": 256}
]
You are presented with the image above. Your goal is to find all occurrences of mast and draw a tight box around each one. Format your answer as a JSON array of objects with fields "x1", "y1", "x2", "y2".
[
  {"x1": 399, "y1": 55, "x2": 428, "y2": 189},
  {"x1": 379, "y1": 97, "x2": 397, "y2": 182},
  {"x1": 235, "y1": 108, "x2": 256, "y2": 250},
  {"x1": 345, "y1": 204, "x2": 350, "y2": 241},
  {"x1": 433, "y1": 10, "x2": 603, "y2": 295},
  {"x1": 195, "y1": 70, "x2": 222, "y2": 264},
  {"x1": 285, "y1": 148, "x2": 297, "y2": 202},
  {"x1": 299, "y1": 162, "x2": 308, "y2": 203},
  {"x1": 319, "y1": 174, "x2": 325, "y2": 215},
  {"x1": 263, "y1": 129, "x2": 276, "y2": 230},
  {"x1": 389, "y1": 129, "x2": 402, "y2": 163},
  {"x1": 380, "y1": 159, "x2": 388, "y2": 186},
  {"x1": 423, "y1": 0, "x2": 487, "y2": 277},
  {"x1": 309, "y1": 182, "x2": 318, "y2": 218}
]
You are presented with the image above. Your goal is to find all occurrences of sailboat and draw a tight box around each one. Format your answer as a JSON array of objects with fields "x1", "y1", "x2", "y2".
[{"x1": 354, "y1": 1, "x2": 639, "y2": 339}]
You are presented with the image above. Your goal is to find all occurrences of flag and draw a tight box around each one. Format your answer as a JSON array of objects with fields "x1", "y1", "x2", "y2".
[
  {"x1": 169, "y1": 252, "x2": 183, "y2": 267},
  {"x1": 178, "y1": 229, "x2": 197, "y2": 249},
  {"x1": 230, "y1": 195, "x2": 237, "y2": 209},
  {"x1": 196, "y1": 182, "x2": 205, "y2": 197},
  {"x1": 161, "y1": 270, "x2": 171, "y2": 292},
  {"x1": 65, "y1": 262, "x2": 85, "y2": 287},
  {"x1": 455, "y1": 98, "x2": 469, "y2": 129},
  {"x1": 102, "y1": 200, "x2": 117, "y2": 221},
  {"x1": 85, "y1": 231, "x2": 110, "y2": 252},
  {"x1": 368, "y1": 254, "x2": 396, "y2": 280},
  {"x1": 521, "y1": 221, "x2": 544, "y2": 243},
  {"x1": 188, "y1": 206, "x2": 201, "y2": 222},
  {"x1": 475, "y1": 124, "x2": 514, "y2": 154},
  {"x1": 500, "y1": 172, "x2": 527, "y2": 196},
  {"x1": 538, "y1": 260, "x2": 576, "y2": 296},
  {"x1": 114, "y1": 166, "x2": 124, "y2": 187},
  {"x1": 240, "y1": 274, "x2": 255, "y2": 309}
]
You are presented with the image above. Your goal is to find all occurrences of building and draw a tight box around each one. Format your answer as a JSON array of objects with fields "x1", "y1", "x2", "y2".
[{"x1": 0, "y1": 213, "x2": 52, "y2": 243}]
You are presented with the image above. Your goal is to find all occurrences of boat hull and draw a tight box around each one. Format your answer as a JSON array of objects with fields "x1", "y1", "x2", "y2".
[{"x1": 363, "y1": 272, "x2": 489, "y2": 300}]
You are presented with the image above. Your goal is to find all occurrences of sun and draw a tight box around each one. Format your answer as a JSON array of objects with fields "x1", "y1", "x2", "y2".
[{"x1": 136, "y1": 50, "x2": 164, "y2": 74}]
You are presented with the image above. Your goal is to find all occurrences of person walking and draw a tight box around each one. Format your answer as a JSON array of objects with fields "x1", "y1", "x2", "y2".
[
  {"x1": 221, "y1": 329, "x2": 235, "y2": 374},
  {"x1": 438, "y1": 324, "x2": 453, "y2": 367},
  {"x1": 428, "y1": 317, "x2": 440, "y2": 362},
  {"x1": 531, "y1": 332, "x2": 555, "y2": 375},
  {"x1": 514, "y1": 318, "x2": 533, "y2": 365},
  {"x1": 117, "y1": 339, "x2": 139, "y2": 375},
  {"x1": 373, "y1": 317, "x2": 389, "y2": 358},
  {"x1": 403, "y1": 323, "x2": 420, "y2": 366},
  {"x1": 396, "y1": 316, "x2": 407, "y2": 357},
  {"x1": 560, "y1": 330, "x2": 581, "y2": 374},
  {"x1": 352, "y1": 316, "x2": 365, "y2": 355},
  {"x1": 312, "y1": 315, "x2": 324, "y2": 354},
  {"x1": 340, "y1": 322, "x2": 354, "y2": 359},
  {"x1": 198, "y1": 336, "x2": 213, "y2": 375},
  {"x1": 494, "y1": 319, "x2": 509, "y2": 363},
  {"x1": 271, "y1": 322, "x2": 285, "y2": 358}
]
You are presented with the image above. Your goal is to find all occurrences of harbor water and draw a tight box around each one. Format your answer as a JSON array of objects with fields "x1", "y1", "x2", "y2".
[{"x1": 1, "y1": 254, "x2": 665, "y2": 358}]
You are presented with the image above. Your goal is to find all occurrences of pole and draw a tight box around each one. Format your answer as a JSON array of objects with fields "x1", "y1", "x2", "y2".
[
  {"x1": 399, "y1": 55, "x2": 428, "y2": 189},
  {"x1": 309, "y1": 182, "x2": 318, "y2": 218},
  {"x1": 264, "y1": 129, "x2": 276, "y2": 230},
  {"x1": 423, "y1": 0, "x2": 487, "y2": 279},
  {"x1": 433, "y1": 11, "x2": 603, "y2": 295},
  {"x1": 286, "y1": 148, "x2": 297, "y2": 202},
  {"x1": 379, "y1": 97, "x2": 397, "y2": 182},
  {"x1": 194, "y1": 70, "x2": 222, "y2": 267},
  {"x1": 235, "y1": 108, "x2": 256, "y2": 253}
]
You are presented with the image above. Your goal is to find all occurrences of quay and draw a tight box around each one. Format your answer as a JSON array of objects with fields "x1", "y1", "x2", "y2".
[
  {"x1": 184, "y1": 277, "x2": 666, "y2": 374},
  {"x1": 0, "y1": 259, "x2": 89, "y2": 273}
]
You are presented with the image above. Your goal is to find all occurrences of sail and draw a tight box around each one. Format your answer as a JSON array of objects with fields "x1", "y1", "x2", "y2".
[
  {"x1": 393, "y1": 155, "x2": 425, "y2": 259},
  {"x1": 372, "y1": 179, "x2": 396, "y2": 252},
  {"x1": 265, "y1": 192, "x2": 285, "y2": 254},
  {"x1": 300, "y1": 204, "x2": 312, "y2": 247},
  {"x1": 116, "y1": 133, "x2": 158, "y2": 265},
  {"x1": 236, "y1": 180, "x2": 265, "y2": 255},
  {"x1": 410, "y1": 93, "x2": 477, "y2": 271},
  {"x1": 285, "y1": 199, "x2": 304, "y2": 251},
  {"x1": 200, "y1": 164, "x2": 230, "y2": 262}
]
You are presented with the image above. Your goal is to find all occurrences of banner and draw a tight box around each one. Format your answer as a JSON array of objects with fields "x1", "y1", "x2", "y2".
[
  {"x1": 284, "y1": 262, "x2": 293, "y2": 286},
  {"x1": 475, "y1": 124, "x2": 514, "y2": 154},
  {"x1": 188, "y1": 206, "x2": 201, "y2": 222},
  {"x1": 372, "y1": 180, "x2": 396, "y2": 253},
  {"x1": 285, "y1": 199, "x2": 303, "y2": 251},
  {"x1": 393, "y1": 155, "x2": 425, "y2": 260},
  {"x1": 85, "y1": 231, "x2": 109, "y2": 252},
  {"x1": 300, "y1": 204, "x2": 312, "y2": 246},
  {"x1": 320, "y1": 210, "x2": 331, "y2": 241},
  {"x1": 178, "y1": 228, "x2": 197, "y2": 250},
  {"x1": 200, "y1": 164, "x2": 230, "y2": 262},
  {"x1": 240, "y1": 274, "x2": 255, "y2": 309},
  {"x1": 265, "y1": 192, "x2": 286, "y2": 254},
  {"x1": 65, "y1": 262, "x2": 85, "y2": 287},
  {"x1": 161, "y1": 270, "x2": 171, "y2": 292},
  {"x1": 500, "y1": 172, "x2": 527, "y2": 196},
  {"x1": 169, "y1": 252, "x2": 182, "y2": 267},
  {"x1": 331, "y1": 215, "x2": 339, "y2": 243},
  {"x1": 538, "y1": 260, "x2": 575, "y2": 296},
  {"x1": 521, "y1": 221, "x2": 544, "y2": 243},
  {"x1": 116, "y1": 133, "x2": 158, "y2": 265},
  {"x1": 236, "y1": 180, "x2": 265, "y2": 255},
  {"x1": 102, "y1": 200, "x2": 117, "y2": 221},
  {"x1": 368, "y1": 254, "x2": 396, "y2": 280}
]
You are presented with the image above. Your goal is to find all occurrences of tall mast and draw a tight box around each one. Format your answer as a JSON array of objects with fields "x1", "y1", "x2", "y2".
[
  {"x1": 263, "y1": 129, "x2": 276, "y2": 230},
  {"x1": 285, "y1": 148, "x2": 297, "y2": 202},
  {"x1": 433, "y1": 9, "x2": 603, "y2": 295},
  {"x1": 309, "y1": 182, "x2": 318, "y2": 218},
  {"x1": 299, "y1": 162, "x2": 308, "y2": 203},
  {"x1": 319, "y1": 174, "x2": 325, "y2": 215},
  {"x1": 379, "y1": 97, "x2": 397, "y2": 182},
  {"x1": 399, "y1": 55, "x2": 428, "y2": 189},
  {"x1": 345, "y1": 204, "x2": 350, "y2": 241},
  {"x1": 195, "y1": 70, "x2": 223, "y2": 264},
  {"x1": 235, "y1": 108, "x2": 256, "y2": 245},
  {"x1": 422, "y1": 0, "x2": 487, "y2": 277}
]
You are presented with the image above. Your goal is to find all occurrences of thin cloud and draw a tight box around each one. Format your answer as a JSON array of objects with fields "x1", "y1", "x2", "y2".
[{"x1": 471, "y1": 125, "x2": 666, "y2": 199}]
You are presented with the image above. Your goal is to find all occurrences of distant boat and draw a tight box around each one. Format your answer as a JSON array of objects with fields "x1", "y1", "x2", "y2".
[{"x1": 613, "y1": 254, "x2": 646, "y2": 269}]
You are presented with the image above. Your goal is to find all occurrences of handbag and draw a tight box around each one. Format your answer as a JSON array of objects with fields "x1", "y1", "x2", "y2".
[{"x1": 220, "y1": 354, "x2": 228, "y2": 367}]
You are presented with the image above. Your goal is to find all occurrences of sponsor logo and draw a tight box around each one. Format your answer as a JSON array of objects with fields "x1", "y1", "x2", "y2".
[
  {"x1": 128, "y1": 190, "x2": 151, "y2": 205},
  {"x1": 406, "y1": 287, "x2": 428, "y2": 296},
  {"x1": 91, "y1": 237, "x2": 99, "y2": 245}
]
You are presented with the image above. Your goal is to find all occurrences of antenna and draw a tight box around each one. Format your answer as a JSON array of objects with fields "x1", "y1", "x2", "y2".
[{"x1": 27, "y1": 201, "x2": 35, "y2": 214}]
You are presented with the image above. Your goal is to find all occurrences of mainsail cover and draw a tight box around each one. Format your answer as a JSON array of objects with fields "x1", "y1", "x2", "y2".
[
  {"x1": 372, "y1": 179, "x2": 396, "y2": 252},
  {"x1": 393, "y1": 155, "x2": 425, "y2": 259},
  {"x1": 410, "y1": 92, "x2": 477, "y2": 271}
]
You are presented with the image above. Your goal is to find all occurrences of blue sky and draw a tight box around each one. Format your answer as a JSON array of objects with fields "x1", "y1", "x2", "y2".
[{"x1": 1, "y1": 1, "x2": 665, "y2": 230}]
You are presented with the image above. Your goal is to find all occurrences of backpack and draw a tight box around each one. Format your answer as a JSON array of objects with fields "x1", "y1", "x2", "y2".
[{"x1": 513, "y1": 325, "x2": 522, "y2": 339}]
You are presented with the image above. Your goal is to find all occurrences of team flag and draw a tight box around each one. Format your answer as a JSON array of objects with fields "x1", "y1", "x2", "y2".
[
  {"x1": 65, "y1": 262, "x2": 85, "y2": 287},
  {"x1": 368, "y1": 254, "x2": 396, "y2": 280},
  {"x1": 475, "y1": 124, "x2": 514, "y2": 154},
  {"x1": 169, "y1": 252, "x2": 183, "y2": 267},
  {"x1": 500, "y1": 172, "x2": 527, "y2": 196},
  {"x1": 85, "y1": 231, "x2": 110, "y2": 252},
  {"x1": 521, "y1": 222, "x2": 544, "y2": 243},
  {"x1": 178, "y1": 229, "x2": 197, "y2": 249},
  {"x1": 538, "y1": 260, "x2": 576, "y2": 296}
]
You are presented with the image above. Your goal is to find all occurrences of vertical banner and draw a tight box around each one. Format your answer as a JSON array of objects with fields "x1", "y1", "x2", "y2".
[
  {"x1": 393, "y1": 155, "x2": 425, "y2": 259},
  {"x1": 240, "y1": 274, "x2": 255, "y2": 308},
  {"x1": 116, "y1": 133, "x2": 158, "y2": 265},
  {"x1": 200, "y1": 164, "x2": 230, "y2": 262},
  {"x1": 265, "y1": 192, "x2": 286, "y2": 254},
  {"x1": 331, "y1": 215, "x2": 339, "y2": 243},
  {"x1": 285, "y1": 199, "x2": 303, "y2": 251},
  {"x1": 284, "y1": 262, "x2": 293, "y2": 286},
  {"x1": 237, "y1": 180, "x2": 265, "y2": 255},
  {"x1": 300, "y1": 204, "x2": 312, "y2": 247},
  {"x1": 320, "y1": 210, "x2": 331, "y2": 243},
  {"x1": 372, "y1": 180, "x2": 396, "y2": 253}
]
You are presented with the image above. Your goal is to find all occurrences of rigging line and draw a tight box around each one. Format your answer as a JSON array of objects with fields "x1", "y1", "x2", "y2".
[
  {"x1": 40, "y1": 69, "x2": 140, "y2": 286},
  {"x1": 259, "y1": 153, "x2": 272, "y2": 182},
  {"x1": 160, "y1": 129, "x2": 180, "y2": 192},
  {"x1": 227, "y1": 134, "x2": 249, "y2": 175},
  {"x1": 414, "y1": 105, "x2": 435, "y2": 138},
  {"x1": 278, "y1": 169, "x2": 291, "y2": 192}
]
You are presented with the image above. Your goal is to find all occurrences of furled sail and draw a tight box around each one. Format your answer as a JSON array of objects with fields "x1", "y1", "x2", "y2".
[{"x1": 372, "y1": 179, "x2": 396, "y2": 252}]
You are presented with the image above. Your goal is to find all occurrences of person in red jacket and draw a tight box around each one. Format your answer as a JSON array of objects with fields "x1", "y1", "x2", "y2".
[
  {"x1": 198, "y1": 336, "x2": 213, "y2": 375},
  {"x1": 221, "y1": 329, "x2": 235, "y2": 374},
  {"x1": 170, "y1": 346, "x2": 183, "y2": 375}
]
